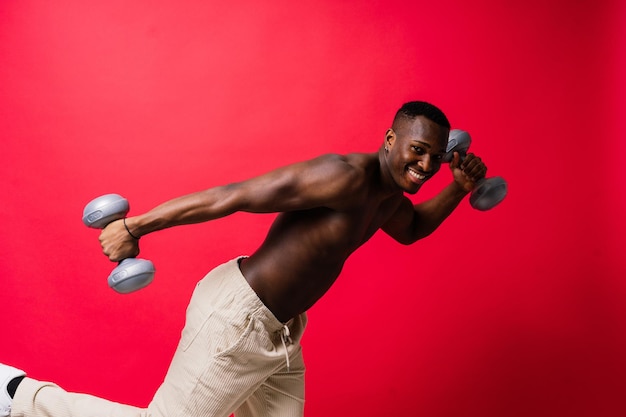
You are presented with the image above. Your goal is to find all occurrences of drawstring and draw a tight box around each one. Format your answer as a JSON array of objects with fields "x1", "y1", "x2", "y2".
[{"x1": 280, "y1": 324, "x2": 293, "y2": 371}]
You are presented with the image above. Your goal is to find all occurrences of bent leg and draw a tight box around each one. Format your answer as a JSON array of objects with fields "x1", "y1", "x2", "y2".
[{"x1": 10, "y1": 258, "x2": 307, "y2": 417}]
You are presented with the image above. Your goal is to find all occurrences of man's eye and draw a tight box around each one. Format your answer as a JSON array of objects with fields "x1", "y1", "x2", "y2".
[
  {"x1": 433, "y1": 154, "x2": 444, "y2": 162},
  {"x1": 412, "y1": 146, "x2": 425, "y2": 155}
]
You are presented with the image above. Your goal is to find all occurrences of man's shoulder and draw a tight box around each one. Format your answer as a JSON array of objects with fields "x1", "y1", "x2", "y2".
[
  {"x1": 305, "y1": 153, "x2": 380, "y2": 206},
  {"x1": 313, "y1": 153, "x2": 379, "y2": 187},
  {"x1": 311, "y1": 152, "x2": 377, "y2": 172}
]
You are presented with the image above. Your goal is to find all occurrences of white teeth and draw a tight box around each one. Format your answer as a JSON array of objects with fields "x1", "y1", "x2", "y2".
[{"x1": 408, "y1": 169, "x2": 425, "y2": 180}]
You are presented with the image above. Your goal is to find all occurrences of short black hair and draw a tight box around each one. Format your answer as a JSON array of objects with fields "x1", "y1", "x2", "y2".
[{"x1": 393, "y1": 101, "x2": 450, "y2": 129}]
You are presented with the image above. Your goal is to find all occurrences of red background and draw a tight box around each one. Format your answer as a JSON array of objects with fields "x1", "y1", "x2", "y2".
[{"x1": 2, "y1": 1, "x2": 625, "y2": 416}]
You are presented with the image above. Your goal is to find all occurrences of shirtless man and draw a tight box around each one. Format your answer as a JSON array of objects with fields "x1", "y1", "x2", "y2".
[{"x1": 1, "y1": 101, "x2": 488, "y2": 417}]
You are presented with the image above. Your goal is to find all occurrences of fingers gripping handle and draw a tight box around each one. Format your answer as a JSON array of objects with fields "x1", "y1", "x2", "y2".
[
  {"x1": 82, "y1": 194, "x2": 155, "y2": 293},
  {"x1": 444, "y1": 129, "x2": 508, "y2": 211}
]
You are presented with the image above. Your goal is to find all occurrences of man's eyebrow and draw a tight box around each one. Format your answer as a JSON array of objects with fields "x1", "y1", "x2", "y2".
[{"x1": 412, "y1": 140, "x2": 431, "y2": 148}]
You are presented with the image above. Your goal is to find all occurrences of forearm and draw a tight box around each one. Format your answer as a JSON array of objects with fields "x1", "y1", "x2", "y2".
[
  {"x1": 410, "y1": 181, "x2": 469, "y2": 240},
  {"x1": 124, "y1": 185, "x2": 240, "y2": 238}
]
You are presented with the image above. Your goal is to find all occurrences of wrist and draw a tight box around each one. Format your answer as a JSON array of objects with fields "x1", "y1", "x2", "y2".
[
  {"x1": 449, "y1": 180, "x2": 471, "y2": 197},
  {"x1": 123, "y1": 216, "x2": 142, "y2": 240}
]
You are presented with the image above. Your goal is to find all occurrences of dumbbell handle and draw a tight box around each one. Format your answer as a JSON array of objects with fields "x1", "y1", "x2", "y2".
[{"x1": 83, "y1": 194, "x2": 155, "y2": 293}]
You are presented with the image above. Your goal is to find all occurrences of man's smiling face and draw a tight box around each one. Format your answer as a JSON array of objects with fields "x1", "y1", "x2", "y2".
[{"x1": 384, "y1": 115, "x2": 449, "y2": 194}]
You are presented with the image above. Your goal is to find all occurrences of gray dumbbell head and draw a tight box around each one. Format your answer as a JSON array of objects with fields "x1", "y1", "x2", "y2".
[
  {"x1": 470, "y1": 176, "x2": 508, "y2": 211},
  {"x1": 108, "y1": 258, "x2": 155, "y2": 294},
  {"x1": 443, "y1": 129, "x2": 472, "y2": 163},
  {"x1": 82, "y1": 194, "x2": 129, "y2": 228}
]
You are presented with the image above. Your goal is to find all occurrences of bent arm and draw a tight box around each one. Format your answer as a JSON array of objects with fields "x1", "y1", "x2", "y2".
[
  {"x1": 381, "y1": 151, "x2": 486, "y2": 244},
  {"x1": 382, "y1": 181, "x2": 469, "y2": 244}
]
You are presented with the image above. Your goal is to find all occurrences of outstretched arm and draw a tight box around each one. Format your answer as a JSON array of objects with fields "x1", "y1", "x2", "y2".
[
  {"x1": 99, "y1": 154, "x2": 364, "y2": 261},
  {"x1": 382, "y1": 152, "x2": 486, "y2": 244}
]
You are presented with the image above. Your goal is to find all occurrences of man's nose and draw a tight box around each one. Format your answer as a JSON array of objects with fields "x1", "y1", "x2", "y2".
[{"x1": 418, "y1": 156, "x2": 432, "y2": 172}]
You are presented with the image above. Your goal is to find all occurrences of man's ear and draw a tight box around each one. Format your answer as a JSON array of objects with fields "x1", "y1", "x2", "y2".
[{"x1": 385, "y1": 128, "x2": 396, "y2": 149}]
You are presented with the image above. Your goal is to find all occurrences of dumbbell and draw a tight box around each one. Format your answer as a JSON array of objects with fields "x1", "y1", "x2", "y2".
[
  {"x1": 82, "y1": 194, "x2": 155, "y2": 293},
  {"x1": 443, "y1": 129, "x2": 507, "y2": 211}
]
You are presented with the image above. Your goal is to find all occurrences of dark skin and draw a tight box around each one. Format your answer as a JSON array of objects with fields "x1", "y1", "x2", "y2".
[{"x1": 100, "y1": 116, "x2": 487, "y2": 322}]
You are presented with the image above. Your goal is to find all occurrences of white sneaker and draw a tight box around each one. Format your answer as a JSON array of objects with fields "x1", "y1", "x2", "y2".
[{"x1": 1, "y1": 364, "x2": 25, "y2": 417}]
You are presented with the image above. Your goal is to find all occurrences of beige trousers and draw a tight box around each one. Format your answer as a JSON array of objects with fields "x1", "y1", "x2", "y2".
[{"x1": 12, "y1": 257, "x2": 307, "y2": 417}]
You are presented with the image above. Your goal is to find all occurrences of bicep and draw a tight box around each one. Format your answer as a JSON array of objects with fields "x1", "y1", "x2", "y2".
[
  {"x1": 382, "y1": 197, "x2": 415, "y2": 245},
  {"x1": 381, "y1": 197, "x2": 419, "y2": 245}
]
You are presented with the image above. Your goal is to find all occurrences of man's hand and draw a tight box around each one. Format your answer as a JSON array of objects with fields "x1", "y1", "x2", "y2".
[
  {"x1": 449, "y1": 152, "x2": 488, "y2": 192},
  {"x1": 99, "y1": 218, "x2": 140, "y2": 262}
]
